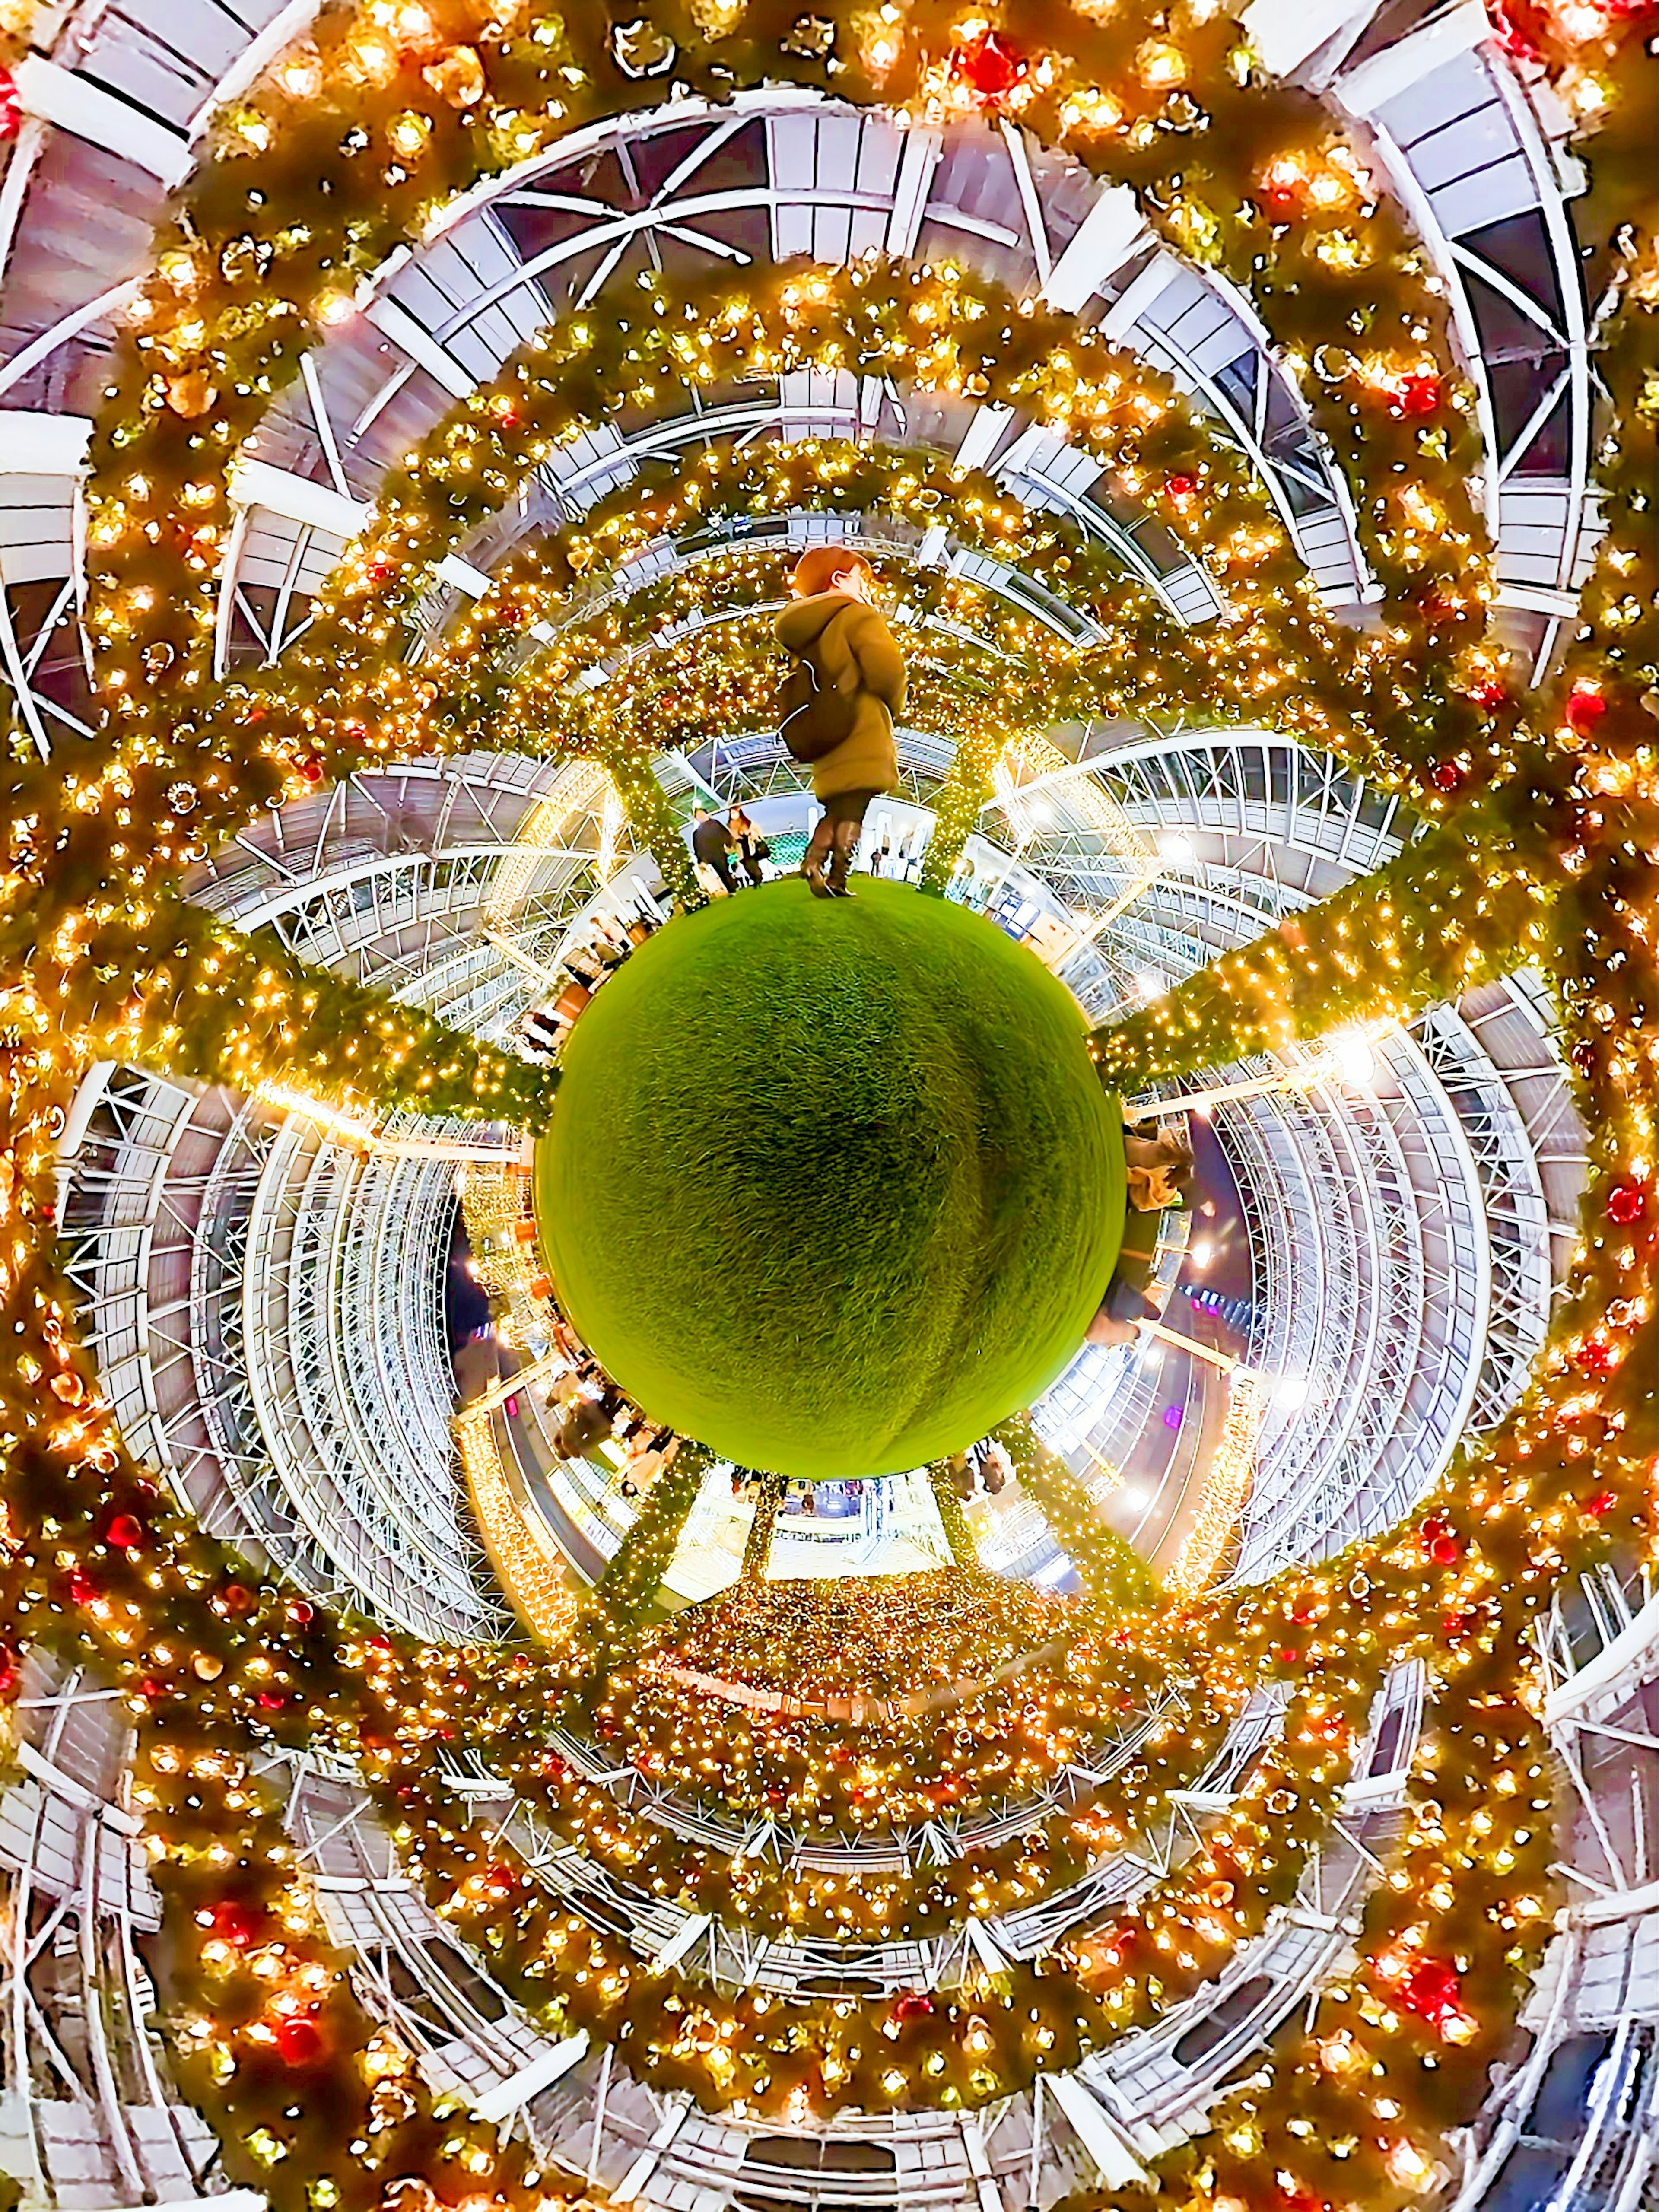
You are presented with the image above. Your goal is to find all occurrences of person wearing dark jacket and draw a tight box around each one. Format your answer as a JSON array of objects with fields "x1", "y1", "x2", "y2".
[
  {"x1": 728, "y1": 804, "x2": 768, "y2": 886},
  {"x1": 691, "y1": 807, "x2": 738, "y2": 893},
  {"x1": 774, "y1": 546, "x2": 905, "y2": 898}
]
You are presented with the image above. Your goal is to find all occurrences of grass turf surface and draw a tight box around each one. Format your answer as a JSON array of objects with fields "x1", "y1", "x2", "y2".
[{"x1": 536, "y1": 877, "x2": 1124, "y2": 1479}]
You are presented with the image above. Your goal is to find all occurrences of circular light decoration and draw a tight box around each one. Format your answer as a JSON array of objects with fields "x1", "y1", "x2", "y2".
[
  {"x1": 2, "y1": 0, "x2": 1657, "y2": 2204},
  {"x1": 537, "y1": 879, "x2": 1125, "y2": 1476}
]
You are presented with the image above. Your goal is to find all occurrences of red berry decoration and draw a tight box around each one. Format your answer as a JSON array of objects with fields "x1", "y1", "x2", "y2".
[
  {"x1": 1392, "y1": 371, "x2": 1442, "y2": 417},
  {"x1": 953, "y1": 29, "x2": 1028, "y2": 104},
  {"x1": 1607, "y1": 1179, "x2": 1648, "y2": 1226},
  {"x1": 1585, "y1": 1490, "x2": 1618, "y2": 1519},
  {"x1": 105, "y1": 1512, "x2": 144, "y2": 1551},
  {"x1": 255, "y1": 1690, "x2": 286, "y2": 1711},
  {"x1": 1428, "y1": 759, "x2": 1466, "y2": 793},
  {"x1": 67, "y1": 1567, "x2": 98, "y2": 1607},
  {"x1": 1166, "y1": 472, "x2": 1199, "y2": 500},
  {"x1": 292, "y1": 752, "x2": 324, "y2": 786},
  {"x1": 1566, "y1": 684, "x2": 1608, "y2": 737},
  {"x1": 276, "y1": 2016, "x2": 325, "y2": 2065},
  {"x1": 287, "y1": 1599, "x2": 314, "y2": 1626},
  {"x1": 890, "y1": 1989, "x2": 938, "y2": 2023},
  {"x1": 222, "y1": 1582, "x2": 254, "y2": 1613},
  {"x1": 1575, "y1": 1336, "x2": 1615, "y2": 1377},
  {"x1": 1470, "y1": 677, "x2": 1508, "y2": 710}
]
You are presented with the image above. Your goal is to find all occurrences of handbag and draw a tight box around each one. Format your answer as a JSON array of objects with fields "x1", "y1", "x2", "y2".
[{"x1": 779, "y1": 652, "x2": 859, "y2": 763}]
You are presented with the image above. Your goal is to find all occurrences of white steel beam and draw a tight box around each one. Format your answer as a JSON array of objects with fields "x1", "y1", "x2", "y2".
[
  {"x1": 13, "y1": 58, "x2": 192, "y2": 188},
  {"x1": 1042, "y1": 187, "x2": 1147, "y2": 315}
]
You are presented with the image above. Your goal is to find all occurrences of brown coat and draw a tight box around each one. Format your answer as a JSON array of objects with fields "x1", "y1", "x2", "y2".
[{"x1": 774, "y1": 590, "x2": 905, "y2": 802}]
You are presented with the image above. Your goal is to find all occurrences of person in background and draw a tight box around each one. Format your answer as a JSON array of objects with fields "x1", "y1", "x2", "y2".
[
  {"x1": 1087, "y1": 1280, "x2": 1157, "y2": 1349},
  {"x1": 729, "y1": 804, "x2": 769, "y2": 886},
  {"x1": 565, "y1": 936, "x2": 606, "y2": 992},
  {"x1": 775, "y1": 545, "x2": 905, "y2": 899},
  {"x1": 1124, "y1": 1124, "x2": 1195, "y2": 1213},
  {"x1": 593, "y1": 918, "x2": 630, "y2": 968},
  {"x1": 553, "y1": 1393, "x2": 612, "y2": 1461},
  {"x1": 692, "y1": 806, "x2": 739, "y2": 894}
]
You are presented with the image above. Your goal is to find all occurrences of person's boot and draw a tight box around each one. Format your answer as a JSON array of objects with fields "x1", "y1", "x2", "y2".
[
  {"x1": 826, "y1": 820, "x2": 860, "y2": 897},
  {"x1": 800, "y1": 819, "x2": 834, "y2": 899}
]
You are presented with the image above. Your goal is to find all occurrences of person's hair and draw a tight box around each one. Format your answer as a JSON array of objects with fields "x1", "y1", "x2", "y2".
[{"x1": 791, "y1": 543, "x2": 873, "y2": 598}]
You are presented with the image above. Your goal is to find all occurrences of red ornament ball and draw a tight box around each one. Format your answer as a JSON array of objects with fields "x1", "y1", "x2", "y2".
[
  {"x1": 953, "y1": 29, "x2": 1029, "y2": 103},
  {"x1": 890, "y1": 1989, "x2": 938, "y2": 2023},
  {"x1": 213, "y1": 1900, "x2": 265, "y2": 1948},
  {"x1": 1428, "y1": 759, "x2": 1467, "y2": 793},
  {"x1": 1566, "y1": 685, "x2": 1608, "y2": 737},
  {"x1": 1399, "y1": 1956, "x2": 1462, "y2": 2026},
  {"x1": 276, "y1": 2016, "x2": 325, "y2": 2066},
  {"x1": 1417, "y1": 1512, "x2": 1460, "y2": 1564},
  {"x1": 105, "y1": 1513, "x2": 144, "y2": 1551},
  {"x1": 1392, "y1": 372, "x2": 1442, "y2": 417},
  {"x1": 1606, "y1": 1180, "x2": 1648, "y2": 1226},
  {"x1": 1166, "y1": 473, "x2": 1199, "y2": 501}
]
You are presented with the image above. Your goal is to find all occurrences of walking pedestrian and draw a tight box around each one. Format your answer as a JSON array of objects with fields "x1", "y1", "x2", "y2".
[
  {"x1": 774, "y1": 546, "x2": 905, "y2": 899},
  {"x1": 691, "y1": 807, "x2": 740, "y2": 894}
]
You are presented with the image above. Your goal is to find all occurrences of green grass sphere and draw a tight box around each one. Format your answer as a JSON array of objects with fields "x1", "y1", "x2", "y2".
[{"x1": 535, "y1": 877, "x2": 1124, "y2": 1480}]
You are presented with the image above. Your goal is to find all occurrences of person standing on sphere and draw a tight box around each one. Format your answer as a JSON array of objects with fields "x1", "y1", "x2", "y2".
[{"x1": 775, "y1": 546, "x2": 905, "y2": 899}]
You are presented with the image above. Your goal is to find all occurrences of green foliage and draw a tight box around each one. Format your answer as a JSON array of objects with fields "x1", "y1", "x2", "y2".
[
  {"x1": 927, "y1": 1462, "x2": 982, "y2": 1570},
  {"x1": 537, "y1": 879, "x2": 1125, "y2": 1479},
  {"x1": 920, "y1": 721, "x2": 1010, "y2": 893},
  {"x1": 601, "y1": 746, "x2": 706, "y2": 912},
  {"x1": 585, "y1": 1447, "x2": 711, "y2": 1642},
  {"x1": 99, "y1": 893, "x2": 560, "y2": 1130},
  {"x1": 1093, "y1": 820, "x2": 1563, "y2": 1090},
  {"x1": 993, "y1": 1412, "x2": 1158, "y2": 1610}
]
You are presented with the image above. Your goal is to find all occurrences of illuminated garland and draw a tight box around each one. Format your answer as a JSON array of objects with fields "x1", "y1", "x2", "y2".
[
  {"x1": 994, "y1": 1413, "x2": 1158, "y2": 1608},
  {"x1": 431, "y1": 440, "x2": 1510, "y2": 797},
  {"x1": 71, "y1": 0, "x2": 1489, "y2": 817},
  {"x1": 1093, "y1": 818, "x2": 1564, "y2": 1086}
]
